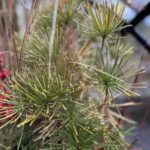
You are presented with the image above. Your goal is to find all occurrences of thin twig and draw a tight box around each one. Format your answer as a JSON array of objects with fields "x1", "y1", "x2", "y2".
[
  {"x1": 48, "y1": 0, "x2": 59, "y2": 79},
  {"x1": 100, "y1": 37, "x2": 105, "y2": 68}
]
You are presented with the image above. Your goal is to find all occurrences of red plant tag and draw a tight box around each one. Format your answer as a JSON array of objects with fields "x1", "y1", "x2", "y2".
[
  {"x1": 0, "y1": 68, "x2": 9, "y2": 80},
  {"x1": 0, "y1": 53, "x2": 13, "y2": 121}
]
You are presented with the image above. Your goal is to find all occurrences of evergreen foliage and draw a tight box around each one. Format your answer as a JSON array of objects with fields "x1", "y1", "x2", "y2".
[{"x1": 0, "y1": 0, "x2": 144, "y2": 149}]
